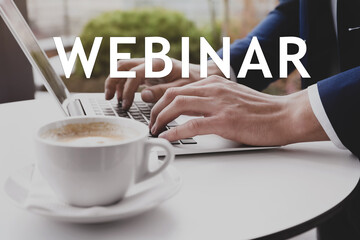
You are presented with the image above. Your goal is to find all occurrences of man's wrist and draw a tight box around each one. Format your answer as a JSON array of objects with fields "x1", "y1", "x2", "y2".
[{"x1": 285, "y1": 89, "x2": 329, "y2": 144}]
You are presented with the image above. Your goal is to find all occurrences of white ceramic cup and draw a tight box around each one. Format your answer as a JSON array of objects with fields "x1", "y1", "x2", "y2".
[{"x1": 35, "y1": 117, "x2": 174, "y2": 207}]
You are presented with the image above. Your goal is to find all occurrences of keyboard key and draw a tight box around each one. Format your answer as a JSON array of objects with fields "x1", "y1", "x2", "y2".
[
  {"x1": 133, "y1": 116, "x2": 145, "y2": 121},
  {"x1": 139, "y1": 107, "x2": 150, "y2": 111},
  {"x1": 141, "y1": 110, "x2": 151, "y2": 115},
  {"x1": 180, "y1": 138, "x2": 197, "y2": 144},
  {"x1": 116, "y1": 111, "x2": 127, "y2": 115},
  {"x1": 103, "y1": 110, "x2": 114, "y2": 114},
  {"x1": 170, "y1": 140, "x2": 181, "y2": 145},
  {"x1": 134, "y1": 101, "x2": 147, "y2": 106},
  {"x1": 116, "y1": 110, "x2": 127, "y2": 115}
]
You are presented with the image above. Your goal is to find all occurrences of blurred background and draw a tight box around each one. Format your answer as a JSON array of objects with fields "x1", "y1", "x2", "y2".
[{"x1": 26, "y1": 0, "x2": 299, "y2": 95}]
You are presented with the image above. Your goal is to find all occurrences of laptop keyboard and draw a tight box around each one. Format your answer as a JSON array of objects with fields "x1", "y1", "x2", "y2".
[{"x1": 89, "y1": 98, "x2": 197, "y2": 145}]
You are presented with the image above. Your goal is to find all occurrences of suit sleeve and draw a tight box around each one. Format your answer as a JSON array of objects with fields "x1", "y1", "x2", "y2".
[
  {"x1": 309, "y1": 67, "x2": 360, "y2": 158},
  {"x1": 217, "y1": 0, "x2": 300, "y2": 91}
]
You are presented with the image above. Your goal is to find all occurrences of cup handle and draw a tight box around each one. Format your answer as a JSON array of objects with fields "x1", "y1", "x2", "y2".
[{"x1": 135, "y1": 138, "x2": 174, "y2": 183}]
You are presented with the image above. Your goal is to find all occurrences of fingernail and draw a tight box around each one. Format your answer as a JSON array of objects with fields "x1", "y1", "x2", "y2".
[
  {"x1": 122, "y1": 99, "x2": 128, "y2": 109},
  {"x1": 142, "y1": 90, "x2": 154, "y2": 102},
  {"x1": 151, "y1": 125, "x2": 156, "y2": 135}
]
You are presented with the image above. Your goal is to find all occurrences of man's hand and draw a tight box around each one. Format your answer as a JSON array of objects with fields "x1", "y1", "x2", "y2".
[
  {"x1": 150, "y1": 76, "x2": 329, "y2": 146},
  {"x1": 104, "y1": 58, "x2": 224, "y2": 109}
]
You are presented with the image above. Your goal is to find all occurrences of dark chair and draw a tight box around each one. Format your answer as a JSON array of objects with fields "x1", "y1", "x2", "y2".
[{"x1": 0, "y1": 0, "x2": 34, "y2": 104}]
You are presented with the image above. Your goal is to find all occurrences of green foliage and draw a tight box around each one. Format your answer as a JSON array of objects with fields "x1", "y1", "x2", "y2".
[{"x1": 75, "y1": 8, "x2": 221, "y2": 78}]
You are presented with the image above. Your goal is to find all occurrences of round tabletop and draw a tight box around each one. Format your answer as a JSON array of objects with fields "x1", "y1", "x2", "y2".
[{"x1": 0, "y1": 98, "x2": 359, "y2": 240}]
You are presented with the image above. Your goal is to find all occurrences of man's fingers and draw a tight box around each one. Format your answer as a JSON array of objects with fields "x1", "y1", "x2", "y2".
[
  {"x1": 122, "y1": 60, "x2": 172, "y2": 108},
  {"x1": 105, "y1": 77, "x2": 120, "y2": 100},
  {"x1": 187, "y1": 75, "x2": 222, "y2": 86},
  {"x1": 158, "y1": 118, "x2": 216, "y2": 142},
  {"x1": 116, "y1": 58, "x2": 145, "y2": 71},
  {"x1": 115, "y1": 79, "x2": 126, "y2": 101},
  {"x1": 149, "y1": 85, "x2": 208, "y2": 128},
  {"x1": 151, "y1": 96, "x2": 212, "y2": 135},
  {"x1": 122, "y1": 63, "x2": 146, "y2": 109},
  {"x1": 141, "y1": 79, "x2": 191, "y2": 103},
  {"x1": 104, "y1": 59, "x2": 145, "y2": 100}
]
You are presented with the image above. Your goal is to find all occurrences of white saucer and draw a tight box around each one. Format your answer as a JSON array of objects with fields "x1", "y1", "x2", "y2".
[{"x1": 4, "y1": 159, "x2": 182, "y2": 224}]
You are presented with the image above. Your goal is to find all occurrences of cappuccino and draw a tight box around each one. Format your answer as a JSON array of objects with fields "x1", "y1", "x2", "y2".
[
  {"x1": 41, "y1": 122, "x2": 138, "y2": 146},
  {"x1": 36, "y1": 116, "x2": 174, "y2": 207}
]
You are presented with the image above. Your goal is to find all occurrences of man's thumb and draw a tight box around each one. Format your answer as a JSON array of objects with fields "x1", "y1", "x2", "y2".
[
  {"x1": 141, "y1": 79, "x2": 191, "y2": 103},
  {"x1": 141, "y1": 86, "x2": 166, "y2": 103}
]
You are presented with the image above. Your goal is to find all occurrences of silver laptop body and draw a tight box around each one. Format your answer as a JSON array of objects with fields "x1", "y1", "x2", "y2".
[{"x1": 0, "y1": 0, "x2": 275, "y2": 155}]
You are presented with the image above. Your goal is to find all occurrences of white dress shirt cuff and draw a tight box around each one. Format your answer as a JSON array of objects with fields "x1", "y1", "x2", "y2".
[{"x1": 308, "y1": 84, "x2": 346, "y2": 149}]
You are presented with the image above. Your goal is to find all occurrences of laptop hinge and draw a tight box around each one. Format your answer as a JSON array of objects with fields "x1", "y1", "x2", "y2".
[{"x1": 67, "y1": 99, "x2": 85, "y2": 116}]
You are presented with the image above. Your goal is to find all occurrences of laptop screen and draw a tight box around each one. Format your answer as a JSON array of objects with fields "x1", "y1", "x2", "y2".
[{"x1": 0, "y1": 0, "x2": 70, "y2": 106}]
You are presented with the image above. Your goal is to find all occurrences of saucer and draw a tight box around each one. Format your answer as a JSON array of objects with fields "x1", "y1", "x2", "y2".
[{"x1": 4, "y1": 155, "x2": 182, "y2": 224}]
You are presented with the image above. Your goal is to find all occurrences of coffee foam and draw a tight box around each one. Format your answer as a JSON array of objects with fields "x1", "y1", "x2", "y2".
[{"x1": 41, "y1": 122, "x2": 140, "y2": 146}]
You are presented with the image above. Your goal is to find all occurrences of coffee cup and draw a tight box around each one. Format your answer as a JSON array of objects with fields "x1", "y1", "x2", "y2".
[{"x1": 35, "y1": 116, "x2": 174, "y2": 207}]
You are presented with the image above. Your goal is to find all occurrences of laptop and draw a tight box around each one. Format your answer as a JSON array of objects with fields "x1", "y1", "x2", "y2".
[{"x1": 0, "y1": 0, "x2": 275, "y2": 155}]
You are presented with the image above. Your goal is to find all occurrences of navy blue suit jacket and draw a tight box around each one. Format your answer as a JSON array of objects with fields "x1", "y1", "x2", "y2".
[{"x1": 217, "y1": 0, "x2": 360, "y2": 157}]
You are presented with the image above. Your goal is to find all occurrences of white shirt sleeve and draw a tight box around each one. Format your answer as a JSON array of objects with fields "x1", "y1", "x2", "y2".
[{"x1": 308, "y1": 84, "x2": 346, "y2": 149}]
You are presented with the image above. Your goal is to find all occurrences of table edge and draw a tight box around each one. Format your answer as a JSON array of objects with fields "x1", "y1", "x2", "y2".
[{"x1": 254, "y1": 173, "x2": 360, "y2": 240}]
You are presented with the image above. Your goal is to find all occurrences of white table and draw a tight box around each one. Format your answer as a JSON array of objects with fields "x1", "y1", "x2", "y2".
[{"x1": 1, "y1": 98, "x2": 359, "y2": 240}]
